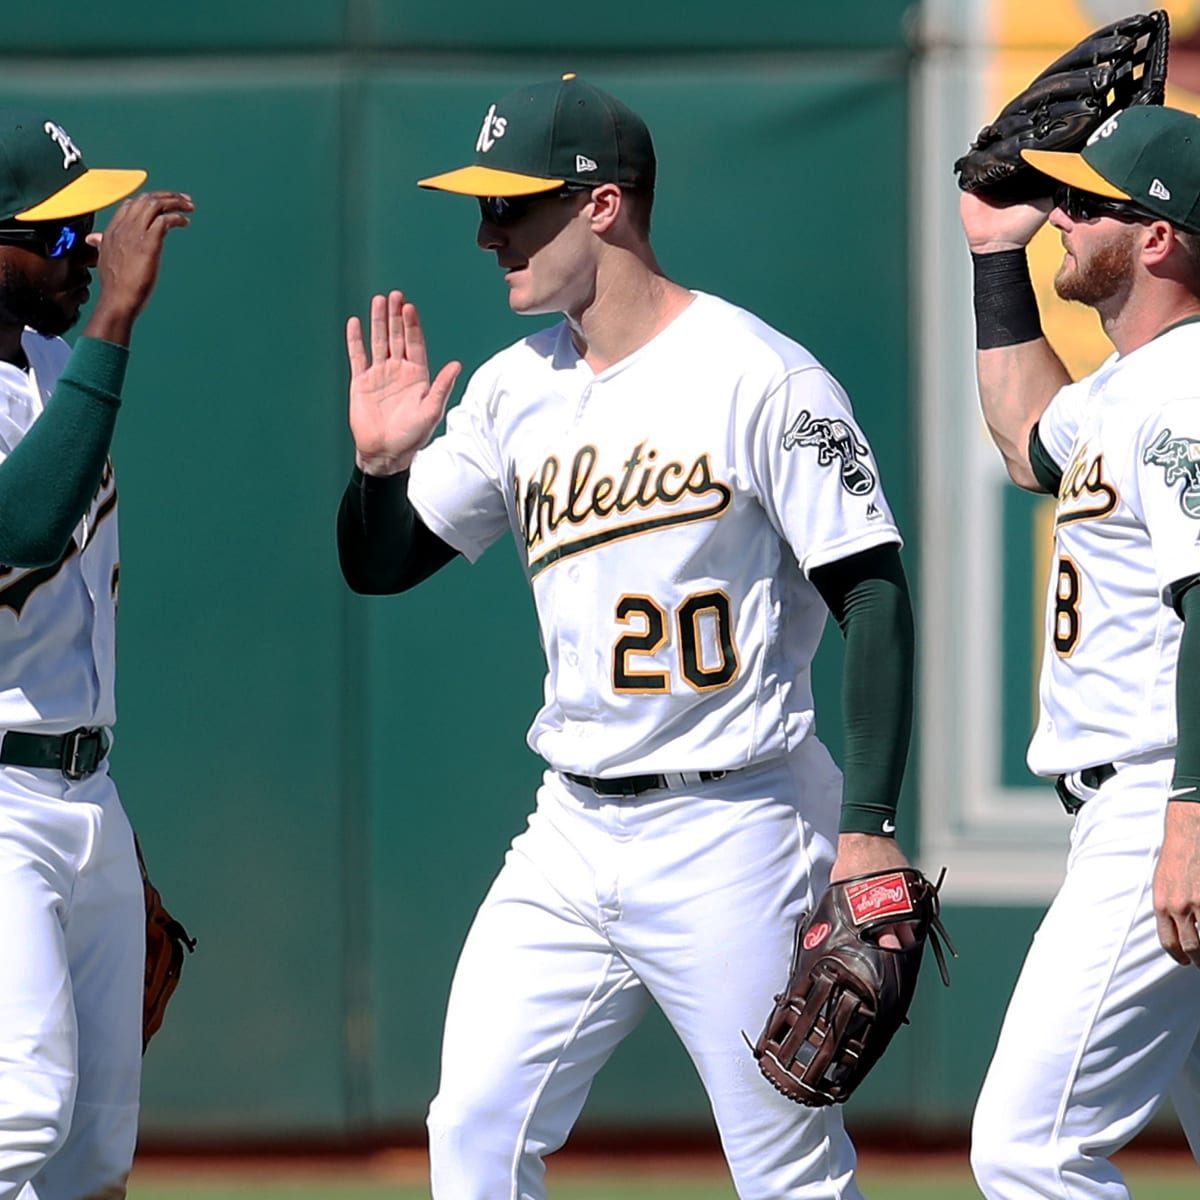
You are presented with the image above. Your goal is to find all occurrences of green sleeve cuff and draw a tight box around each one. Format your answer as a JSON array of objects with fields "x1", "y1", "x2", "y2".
[
  {"x1": 1171, "y1": 584, "x2": 1200, "y2": 798},
  {"x1": 1028, "y1": 423, "x2": 1062, "y2": 496}
]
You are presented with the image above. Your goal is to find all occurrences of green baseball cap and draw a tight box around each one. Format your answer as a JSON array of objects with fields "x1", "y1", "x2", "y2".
[
  {"x1": 419, "y1": 74, "x2": 656, "y2": 197},
  {"x1": 0, "y1": 110, "x2": 146, "y2": 222},
  {"x1": 1022, "y1": 105, "x2": 1200, "y2": 232}
]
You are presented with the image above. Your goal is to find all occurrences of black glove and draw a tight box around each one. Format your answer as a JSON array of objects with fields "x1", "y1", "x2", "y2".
[{"x1": 954, "y1": 11, "x2": 1170, "y2": 201}]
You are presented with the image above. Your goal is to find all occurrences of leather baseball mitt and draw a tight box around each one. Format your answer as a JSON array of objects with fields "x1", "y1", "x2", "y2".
[
  {"x1": 752, "y1": 867, "x2": 954, "y2": 1106},
  {"x1": 136, "y1": 836, "x2": 196, "y2": 1051},
  {"x1": 954, "y1": 10, "x2": 1170, "y2": 201}
]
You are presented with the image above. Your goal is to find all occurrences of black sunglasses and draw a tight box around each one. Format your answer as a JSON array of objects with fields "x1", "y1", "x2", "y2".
[
  {"x1": 0, "y1": 213, "x2": 95, "y2": 259},
  {"x1": 1052, "y1": 185, "x2": 1157, "y2": 225},
  {"x1": 477, "y1": 185, "x2": 592, "y2": 228}
]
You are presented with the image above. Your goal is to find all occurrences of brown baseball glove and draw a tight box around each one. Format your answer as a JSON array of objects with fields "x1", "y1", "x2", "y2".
[
  {"x1": 136, "y1": 836, "x2": 196, "y2": 1051},
  {"x1": 751, "y1": 867, "x2": 954, "y2": 1106},
  {"x1": 953, "y1": 10, "x2": 1170, "y2": 201}
]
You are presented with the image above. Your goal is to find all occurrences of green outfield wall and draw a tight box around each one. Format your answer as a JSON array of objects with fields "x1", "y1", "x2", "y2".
[{"x1": 0, "y1": 0, "x2": 1069, "y2": 1145}]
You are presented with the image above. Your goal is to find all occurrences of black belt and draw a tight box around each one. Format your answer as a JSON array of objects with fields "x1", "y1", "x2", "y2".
[
  {"x1": 1054, "y1": 762, "x2": 1116, "y2": 814},
  {"x1": 0, "y1": 727, "x2": 110, "y2": 780},
  {"x1": 563, "y1": 769, "x2": 729, "y2": 798}
]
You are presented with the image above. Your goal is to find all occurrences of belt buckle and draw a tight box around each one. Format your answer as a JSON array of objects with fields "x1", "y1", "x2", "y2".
[{"x1": 62, "y1": 728, "x2": 102, "y2": 781}]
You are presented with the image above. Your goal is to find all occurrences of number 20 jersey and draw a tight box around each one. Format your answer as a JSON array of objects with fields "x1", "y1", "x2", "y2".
[
  {"x1": 1029, "y1": 321, "x2": 1200, "y2": 777},
  {"x1": 408, "y1": 292, "x2": 901, "y2": 777}
]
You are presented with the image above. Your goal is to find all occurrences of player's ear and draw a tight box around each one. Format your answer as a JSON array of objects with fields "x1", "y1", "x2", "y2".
[
  {"x1": 1141, "y1": 219, "x2": 1175, "y2": 269},
  {"x1": 588, "y1": 184, "x2": 623, "y2": 235}
]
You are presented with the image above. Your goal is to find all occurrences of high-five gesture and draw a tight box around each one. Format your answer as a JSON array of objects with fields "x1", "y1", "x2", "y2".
[{"x1": 346, "y1": 290, "x2": 461, "y2": 476}]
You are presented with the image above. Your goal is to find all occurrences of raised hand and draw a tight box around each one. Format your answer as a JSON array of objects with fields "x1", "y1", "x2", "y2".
[
  {"x1": 346, "y1": 291, "x2": 462, "y2": 476},
  {"x1": 960, "y1": 189, "x2": 1054, "y2": 255},
  {"x1": 85, "y1": 190, "x2": 194, "y2": 347}
]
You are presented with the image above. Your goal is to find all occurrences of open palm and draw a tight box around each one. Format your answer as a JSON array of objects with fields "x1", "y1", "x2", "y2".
[{"x1": 346, "y1": 290, "x2": 461, "y2": 475}]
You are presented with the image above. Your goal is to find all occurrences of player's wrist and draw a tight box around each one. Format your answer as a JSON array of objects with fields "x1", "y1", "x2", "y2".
[
  {"x1": 972, "y1": 249, "x2": 1044, "y2": 350},
  {"x1": 355, "y1": 450, "x2": 416, "y2": 476}
]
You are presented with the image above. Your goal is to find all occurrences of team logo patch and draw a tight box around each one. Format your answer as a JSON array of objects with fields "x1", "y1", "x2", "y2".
[
  {"x1": 846, "y1": 872, "x2": 914, "y2": 926},
  {"x1": 475, "y1": 103, "x2": 507, "y2": 153},
  {"x1": 802, "y1": 921, "x2": 832, "y2": 951},
  {"x1": 1143, "y1": 428, "x2": 1200, "y2": 518},
  {"x1": 782, "y1": 410, "x2": 876, "y2": 496},
  {"x1": 43, "y1": 121, "x2": 82, "y2": 169}
]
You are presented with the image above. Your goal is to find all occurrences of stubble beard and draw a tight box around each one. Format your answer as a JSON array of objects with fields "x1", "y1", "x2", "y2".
[
  {"x1": 0, "y1": 263, "x2": 78, "y2": 338},
  {"x1": 1053, "y1": 229, "x2": 1137, "y2": 307}
]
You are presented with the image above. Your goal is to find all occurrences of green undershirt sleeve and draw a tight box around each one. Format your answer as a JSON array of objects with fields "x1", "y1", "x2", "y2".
[
  {"x1": 0, "y1": 337, "x2": 128, "y2": 567},
  {"x1": 337, "y1": 466, "x2": 460, "y2": 594},
  {"x1": 1028, "y1": 423, "x2": 1062, "y2": 496},
  {"x1": 1170, "y1": 582, "x2": 1200, "y2": 799},
  {"x1": 809, "y1": 543, "x2": 915, "y2": 836}
]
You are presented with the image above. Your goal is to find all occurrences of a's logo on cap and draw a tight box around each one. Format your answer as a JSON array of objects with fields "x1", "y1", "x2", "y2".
[
  {"x1": 1087, "y1": 114, "x2": 1121, "y2": 146},
  {"x1": 1150, "y1": 178, "x2": 1172, "y2": 201},
  {"x1": 475, "y1": 104, "x2": 507, "y2": 155},
  {"x1": 43, "y1": 121, "x2": 81, "y2": 170},
  {"x1": 576, "y1": 154, "x2": 597, "y2": 173}
]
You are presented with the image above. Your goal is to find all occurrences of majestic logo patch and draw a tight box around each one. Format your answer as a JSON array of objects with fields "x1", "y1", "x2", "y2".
[
  {"x1": 1143, "y1": 428, "x2": 1200, "y2": 518},
  {"x1": 782, "y1": 410, "x2": 875, "y2": 496},
  {"x1": 475, "y1": 104, "x2": 507, "y2": 154},
  {"x1": 43, "y1": 121, "x2": 81, "y2": 169},
  {"x1": 846, "y1": 872, "x2": 914, "y2": 925}
]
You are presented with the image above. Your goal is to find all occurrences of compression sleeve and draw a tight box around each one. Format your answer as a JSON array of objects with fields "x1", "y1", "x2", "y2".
[
  {"x1": 0, "y1": 337, "x2": 127, "y2": 567},
  {"x1": 1170, "y1": 582, "x2": 1200, "y2": 798},
  {"x1": 337, "y1": 466, "x2": 460, "y2": 594},
  {"x1": 809, "y1": 543, "x2": 914, "y2": 836}
]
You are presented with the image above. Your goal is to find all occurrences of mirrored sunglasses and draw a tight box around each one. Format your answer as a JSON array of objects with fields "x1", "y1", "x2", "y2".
[
  {"x1": 1052, "y1": 185, "x2": 1156, "y2": 225},
  {"x1": 477, "y1": 185, "x2": 591, "y2": 228},
  {"x1": 0, "y1": 213, "x2": 95, "y2": 258}
]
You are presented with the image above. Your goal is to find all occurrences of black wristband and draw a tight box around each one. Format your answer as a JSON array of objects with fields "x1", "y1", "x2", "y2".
[{"x1": 972, "y1": 249, "x2": 1043, "y2": 350}]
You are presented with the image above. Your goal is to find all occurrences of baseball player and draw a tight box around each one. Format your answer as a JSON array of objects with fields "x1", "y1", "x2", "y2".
[
  {"x1": 960, "y1": 106, "x2": 1200, "y2": 1198},
  {"x1": 339, "y1": 76, "x2": 916, "y2": 1198},
  {"x1": 0, "y1": 111, "x2": 191, "y2": 1198}
]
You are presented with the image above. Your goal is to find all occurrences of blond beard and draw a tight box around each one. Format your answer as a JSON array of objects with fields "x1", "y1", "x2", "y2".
[{"x1": 1054, "y1": 226, "x2": 1138, "y2": 307}]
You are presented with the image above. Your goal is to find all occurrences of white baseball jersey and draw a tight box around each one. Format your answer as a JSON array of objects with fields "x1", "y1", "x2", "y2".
[
  {"x1": 1028, "y1": 319, "x2": 1200, "y2": 776},
  {"x1": 0, "y1": 330, "x2": 119, "y2": 734},
  {"x1": 409, "y1": 291, "x2": 900, "y2": 776}
]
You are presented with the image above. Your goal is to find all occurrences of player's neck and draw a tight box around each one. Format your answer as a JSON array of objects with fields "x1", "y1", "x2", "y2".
[
  {"x1": 1101, "y1": 285, "x2": 1200, "y2": 357},
  {"x1": 568, "y1": 257, "x2": 693, "y2": 373}
]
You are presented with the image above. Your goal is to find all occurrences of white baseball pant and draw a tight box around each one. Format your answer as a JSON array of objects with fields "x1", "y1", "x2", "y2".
[
  {"x1": 972, "y1": 751, "x2": 1200, "y2": 1198},
  {"x1": 0, "y1": 761, "x2": 142, "y2": 1200},
  {"x1": 427, "y1": 737, "x2": 868, "y2": 1200}
]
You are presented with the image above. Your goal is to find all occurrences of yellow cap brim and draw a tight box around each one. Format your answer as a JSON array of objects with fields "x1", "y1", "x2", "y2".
[
  {"x1": 16, "y1": 168, "x2": 148, "y2": 220},
  {"x1": 1019, "y1": 149, "x2": 1131, "y2": 200},
  {"x1": 417, "y1": 164, "x2": 564, "y2": 197}
]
